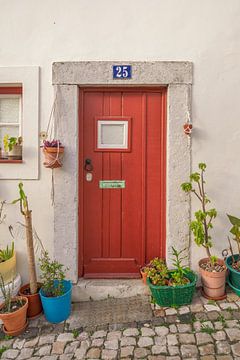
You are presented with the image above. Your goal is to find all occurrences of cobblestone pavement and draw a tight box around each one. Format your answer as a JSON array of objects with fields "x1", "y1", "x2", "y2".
[{"x1": 1, "y1": 288, "x2": 240, "y2": 359}]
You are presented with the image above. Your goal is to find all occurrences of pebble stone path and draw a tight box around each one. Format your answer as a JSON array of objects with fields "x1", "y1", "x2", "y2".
[{"x1": 1, "y1": 288, "x2": 240, "y2": 359}]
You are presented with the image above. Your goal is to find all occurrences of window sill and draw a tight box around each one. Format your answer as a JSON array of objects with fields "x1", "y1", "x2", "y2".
[{"x1": 0, "y1": 159, "x2": 23, "y2": 164}]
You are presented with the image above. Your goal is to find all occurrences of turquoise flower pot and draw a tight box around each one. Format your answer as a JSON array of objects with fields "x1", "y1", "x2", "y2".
[{"x1": 39, "y1": 280, "x2": 72, "y2": 323}]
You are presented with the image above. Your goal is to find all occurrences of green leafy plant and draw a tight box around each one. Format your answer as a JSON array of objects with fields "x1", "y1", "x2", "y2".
[
  {"x1": 0, "y1": 242, "x2": 14, "y2": 263},
  {"x1": 3, "y1": 135, "x2": 22, "y2": 152},
  {"x1": 227, "y1": 214, "x2": 240, "y2": 267},
  {"x1": 72, "y1": 329, "x2": 80, "y2": 338},
  {"x1": 0, "y1": 275, "x2": 23, "y2": 313},
  {"x1": 200, "y1": 323, "x2": 216, "y2": 334},
  {"x1": 39, "y1": 251, "x2": 66, "y2": 297},
  {"x1": 145, "y1": 257, "x2": 169, "y2": 286},
  {"x1": 181, "y1": 163, "x2": 217, "y2": 258},
  {"x1": 0, "y1": 346, "x2": 8, "y2": 358},
  {"x1": 170, "y1": 247, "x2": 190, "y2": 286}
]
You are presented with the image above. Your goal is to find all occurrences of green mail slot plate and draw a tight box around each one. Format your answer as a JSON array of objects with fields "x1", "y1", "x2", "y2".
[{"x1": 99, "y1": 180, "x2": 125, "y2": 189}]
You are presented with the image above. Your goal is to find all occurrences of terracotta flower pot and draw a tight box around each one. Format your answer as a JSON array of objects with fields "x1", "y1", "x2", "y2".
[
  {"x1": 19, "y1": 283, "x2": 43, "y2": 319},
  {"x1": 0, "y1": 296, "x2": 28, "y2": 336},
  {"x1": 43, "y1": 147, "x2": 64, "y2": 169},
  {"x1": 199, "y1": 258, "x2": 227, "y2": 300},
  {"x1": 140, "y1": 269, "x2": 148, "y2": 285}
]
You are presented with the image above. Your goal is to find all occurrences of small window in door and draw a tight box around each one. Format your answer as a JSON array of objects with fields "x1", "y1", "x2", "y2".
[{"x1": 95, "y1": 116, "x2": 131, "y2": 152}]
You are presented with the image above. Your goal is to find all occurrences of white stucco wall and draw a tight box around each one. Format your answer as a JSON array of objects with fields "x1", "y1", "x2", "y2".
[{"x1": 0, "y1": 0, "x2": 240, "y2": 281}]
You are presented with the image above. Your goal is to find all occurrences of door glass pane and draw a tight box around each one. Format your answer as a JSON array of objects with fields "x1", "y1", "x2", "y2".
[
  {"x1": 97, "y1": 120, "x2": 128, "y2": 149},
  {"x1": 0, "y1": 98, "x2": 19, "y2": 123},
  {"x1": 101, "y1": 124, "x2": 124, "y2": 145},
  {"x1": 0, "y1": 126, "x2": 19, "y2": 151}
]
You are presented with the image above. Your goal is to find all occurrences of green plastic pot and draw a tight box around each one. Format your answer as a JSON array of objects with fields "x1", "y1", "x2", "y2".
[
  {"x1": 226, "y1": 255, "x2": 240, "y2": 289},
  {"x1": 147, "y1": 271, "x2": 197, "y2": 307}
]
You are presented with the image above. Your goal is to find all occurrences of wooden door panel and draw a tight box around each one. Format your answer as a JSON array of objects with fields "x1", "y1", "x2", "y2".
[{"x1": 79, "y1": 88, "x2": 166, "y2": 278}]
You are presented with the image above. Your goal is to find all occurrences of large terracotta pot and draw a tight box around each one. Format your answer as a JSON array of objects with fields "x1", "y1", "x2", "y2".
[
  {"x1": 19, "y1": 283, "x2": 42, "y2": 319},
  {"x1": 43, "y1": 147, "x2": 64, "y2": 168},
  {"x1": 199, "y1": 258, "x2": 227, "y2": 299},
  {"x1": 0, "y1": 252, "x2": 17, "y2": 284},
  {"x1": 0, "y1": 296, "x2": 28, "y2": 336}
]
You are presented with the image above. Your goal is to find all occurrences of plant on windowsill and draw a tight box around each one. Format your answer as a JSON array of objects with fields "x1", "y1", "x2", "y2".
[
  {"x1": 181, "y1": 162, "x2": 227, "y2": 300},
  {"x1": 39, "y1": 251, "x2": 72, "y2": 323},
  {"x1": 41, "y1": 139, "x2": 64, "y2": 169},
  {"x1": 0, "y1": 275, "x2": 28, "y2": 336},
  {"x1": 13, "y1": 183, "x2": 43, "y2": 319},
  {"x1": 3, "y1": 135, "x2": 22, "y2": 160},
  {"x1": 146, "y1": 248, "x2": 197, "y2": 307}
]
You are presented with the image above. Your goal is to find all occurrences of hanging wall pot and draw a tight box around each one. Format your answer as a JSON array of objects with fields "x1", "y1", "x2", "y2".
[{"x1": 42, "y1": 140, "x2": 64, "y2": 169}]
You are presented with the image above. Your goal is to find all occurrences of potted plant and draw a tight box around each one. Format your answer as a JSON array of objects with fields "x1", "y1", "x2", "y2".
[
  {"x1": 13, "y1": 183, "x2": 43, "y2": 318},
  {"x1": 146, "y1": 248, "x2": 197, "y2": 307},
  {"x1": 0, "y1": 276, "x2": 28, "y2": 336},
  {"x1": 3, "y1": 135, "x2": 22, "y2": 160},
  {"x1": 181, "y1": 163, "x2": 227, "y2": 300},
  {"x1": 39, "y1": 251, "x2": 72, "y2": 323},
  {"x1": 225, "y1": 214, "x2": 240, "y2": 294},
  {"x1": 42, "y1": 139, "x2": 64, "y2": 168},
  {"x1": 0, "y1": 242, "x2": 16, "y2": 284}
]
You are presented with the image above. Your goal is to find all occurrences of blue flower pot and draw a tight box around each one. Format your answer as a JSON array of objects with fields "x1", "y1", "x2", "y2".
[{"x1": 39, "y1": 280, "x2": 72, "y2": 323}]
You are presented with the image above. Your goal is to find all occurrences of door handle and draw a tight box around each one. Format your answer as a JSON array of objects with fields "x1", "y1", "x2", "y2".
[{"x1": 84, "y1": 158, "x2": 93, "y2": 171}]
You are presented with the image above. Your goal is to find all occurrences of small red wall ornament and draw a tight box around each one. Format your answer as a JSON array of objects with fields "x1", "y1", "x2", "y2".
[{"x1": 183, "y1": 112, "x2": 192, "y2": 136}]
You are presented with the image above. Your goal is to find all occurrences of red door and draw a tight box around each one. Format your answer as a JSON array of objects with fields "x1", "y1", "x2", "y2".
[{"x1": 79, "y1": 88, "x2": 166, "y2": 278}]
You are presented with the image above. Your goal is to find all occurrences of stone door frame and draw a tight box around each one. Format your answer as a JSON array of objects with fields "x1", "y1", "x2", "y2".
[{"x1": 52, "y1": 61, "x2": 193, "y2": 283}]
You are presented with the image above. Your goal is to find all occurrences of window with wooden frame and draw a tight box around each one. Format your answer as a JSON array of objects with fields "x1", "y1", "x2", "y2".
[{"x1": 0, "y1": 86, "x2": 22, "y2": 162}]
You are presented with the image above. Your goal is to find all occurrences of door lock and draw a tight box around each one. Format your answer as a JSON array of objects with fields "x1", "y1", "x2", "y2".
[{"x1": 84, "y1": 158, "x2": 93, "y2": 171}]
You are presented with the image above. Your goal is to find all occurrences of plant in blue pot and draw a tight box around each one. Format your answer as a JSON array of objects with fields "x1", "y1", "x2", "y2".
[
  {"x1": 39, "y1": 251, "x2": 72, "y2": 323},
  {"x1": 225, "y1": 214, "x2": 240, "y2": 294}
]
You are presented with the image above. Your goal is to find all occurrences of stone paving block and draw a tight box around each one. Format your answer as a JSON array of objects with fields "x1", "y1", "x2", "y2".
[
  {"x1": 134, "y1": 347, "x2": 151, "y2": 358},
  {"x1": 225, "y1": 319, "x2": 239, "y2": 328},
  {"x1": 225, "y1": 328, "x2": 240, "y2": 341},
  {"x1": 106, "y1": 330, "x2": 122, "y2": 340},
  {"x1": 216, "y1": 340, "x2": 231, "y2": 355},
  {"x1": 180, "y1": 344, "x2": 198, "y2": 357},
  {"x1": 196, "y1": 332, "x2": 213, "y2": 345},
  {"x1": 193, "y1": 320, "x2": 202, "y2": 332},
  {"x1": 216, "y1": 356, "x2": 233, "y2": 360},
  {"x1": 179, "y1": 333, "x2": 195, "y2": 344},
  {"x1": 169, "y1": 324, "x2": 177, "y2": 333},
  {"x1": 120, "y1": 345, "x2": 134, "y2": 357},
  {"x1": 104, "y1": 339, "x2": 118, "y2": 350},
  {"x1": 207, "y1": 311, "x2": 220, "y2": 321},
  {"x1": 212, "y1": 330, "x2": 226, "y2": 341},
  {"x1": 152, "y1": 345, "x2": 167, "y2": 355},
  {"x1": 52, "y1": 341, "x2": 66, "y2": 354},
  {"x1": 40, "y1": 356, "x2": 58, "y2": 360},
  {"x1": 57, "y1": 333, "x2": 74, "y2": 342},
  {"x1": 165, "y1": 308, "x2": 177, "y2": 315},
  {"x1": 199, "y1": 343, "x2": 215, "y2": 355},
  {"x1": 24, "y1": 337, "x2": 39, "y2": 347},
  {"x1": 190, "y1": 303, "x2": 204, "y2": 313},
  {"x1": 214, "y1": 321, "x2": 225, "y2": 330},
  {"x1": 39, "y1": 335, "x2": 56, "y2": 346},
  {"x1": 200, "y1": 356, "x2": 215, "y2": 360},
  {"x1": 148, "y1": 356, "x2": 166, "y2": 360},
  {"x1": 91, "y1": 330, "x2": 107, "y2": 338},
  {"x1": 101, "y1": 349, "x2": 117, "y2": 359},
  {"x1": 166, "y1": 357, "x2": 181, "y2": 360},
  {"x1": 138, "y1": 336, "x2": 154, "y2": 347},
  {"x1": 12, "y1": 339, "x2": 25, "y2": 350},
  {"x1": 74, "y1": 340, "x2": 90, "y2": 359},
  {"x1": 166, "y1": 315, "x2": 179, "y2": 324},
  {"x1": 155, "y1": 326, "x2": 169, "y2": 336},
  {"x1": 141, "y1": 327, "x2": 155, "y2": 336},
  {"x1": 178, "y1": 306, "x2": 190, "y2": 315},
  {"x1": 167, "y1": 334, "x2": 178, "y2": 346},
  {"x1": 17, "y1": 348, "x2": 34, "y2": 359},
  {"x1": 86, "y1": 347, "x2": 101, "y2": 358},
  {"x1": 220, "y1": 302, "x2": 238, "y2": 310},
  {"x1": 92, "y1": 338, "x2": 104, "y2": 347},
  {"x1": 204, "y1": 304, "x2": 220, "y2": 312},
  {"x1": 120, "y1": 336, "x2": 136, "y2": 346},
  {"x1": 64, "y1": 340, "x2": 79, "y2": 353},
  {"x1": 59, "y1": 355, "x2": 74, "y2": 360},
  {"x1": 232, "y1": 343, "x2": 240, "y2": 357},
  {"x1": 37, "y1": 345, "x2": 52, "y2": 356},
  {"x1": 1, "y1": 349, "x2": 19, "y2": 359},
  {"x1": 122, "y1": 327, "x2": 139, "y2": 336},
  {"x1": 155, "y1": 336, "x2": 167, "y2": 346},
  {"x1": 168, "y1": 346, "x2": 180, "y2": 355},
  {"x1": 177, "y1": 323, "x2": 192, "y2": 333}
]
